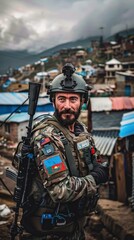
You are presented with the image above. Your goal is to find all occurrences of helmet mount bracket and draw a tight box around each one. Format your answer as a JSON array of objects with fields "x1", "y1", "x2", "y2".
[
  {"x1": 60, "y1": 78, "x2": 77, "y2": 89},
  {"x1": 61, "y1": 63, "x2": 77, "y2": 89}
]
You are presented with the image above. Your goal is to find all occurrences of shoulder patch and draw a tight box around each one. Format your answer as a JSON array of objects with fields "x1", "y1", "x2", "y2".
[
  {"x1": 40, "y1": 137, "x2": 51, "y2": 146},
  {"x1": 42, "y1": 143, "x2": 55, "y2": 156},
  {"x1": 43, "y1": 154, "x2": 67, "y2": 177}
]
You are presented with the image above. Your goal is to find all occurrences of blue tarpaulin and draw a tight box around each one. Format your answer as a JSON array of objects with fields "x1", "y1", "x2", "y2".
[{"x1": 119, "y1": 111, "x2": 134, "y2": 138}]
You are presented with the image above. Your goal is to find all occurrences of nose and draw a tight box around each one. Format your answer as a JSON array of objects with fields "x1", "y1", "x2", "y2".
[{"x1": 64, "y1": 99, "x2": 71, "y2": 109}]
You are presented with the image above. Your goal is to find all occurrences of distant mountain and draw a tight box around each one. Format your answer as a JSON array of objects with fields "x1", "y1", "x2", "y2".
[
  {"x1": 106, "y1": 27, "x2": 134, "y2": 41},
  {"x1": 0, "y1": 50, "x2": 32, "y2": 75}
]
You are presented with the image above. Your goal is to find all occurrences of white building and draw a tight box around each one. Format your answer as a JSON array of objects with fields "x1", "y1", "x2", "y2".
[{"x1": 105, "y1": 58, "x2": 122, "y2": 84}]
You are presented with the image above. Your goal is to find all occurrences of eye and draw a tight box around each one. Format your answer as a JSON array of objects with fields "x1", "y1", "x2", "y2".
[
  {"x1": 70, "y1": 97, "x2": 78, "y2": 103},
  {"x1": 58, "y1": 96, "x2": 66, "y2": 102}
]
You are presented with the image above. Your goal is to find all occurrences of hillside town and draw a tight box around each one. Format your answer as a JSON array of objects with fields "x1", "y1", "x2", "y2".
[{"x1": 0, "y1": 33, "x2": 134, "y2": 240}]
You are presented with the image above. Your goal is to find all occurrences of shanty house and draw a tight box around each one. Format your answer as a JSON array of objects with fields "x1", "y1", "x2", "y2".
[
  {"x1": 116, "y1": 71, "x2": 134, "y2": 96},
  {"x1": 80, "y1": 96, "x2": 134, "y2": 202},
  {"x1": 0, "y1": 112, "x2": 53, "y2": 142}
]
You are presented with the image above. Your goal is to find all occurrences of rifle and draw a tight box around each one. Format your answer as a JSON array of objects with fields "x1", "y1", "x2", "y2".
[{"x1": 10, "y1": 82, "x2": 41, "y2": 240}]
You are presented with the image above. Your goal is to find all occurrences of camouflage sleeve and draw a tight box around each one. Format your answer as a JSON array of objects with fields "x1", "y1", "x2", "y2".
[{"x1": 45, "y1": 174, "x2": 97, "y2": 203}]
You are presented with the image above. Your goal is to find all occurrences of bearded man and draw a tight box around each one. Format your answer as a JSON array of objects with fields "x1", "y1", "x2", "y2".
[{"x1": 16, "y1": 63, "x2": 108, "y2": 240}]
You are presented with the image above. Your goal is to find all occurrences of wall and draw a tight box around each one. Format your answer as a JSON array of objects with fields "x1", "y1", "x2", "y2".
[
  {"x1": 0, "y1": 121, "x2": 28, "y2": 142},
  {"x1": 18, "y1": 122, "x2": 28, "y2": 142},
  {"x1": 116, "y1": 73, "x2": 134, "y2": 96},
  {"x1": 116, "y1": 74, "x2": 125, "y2": 96}
]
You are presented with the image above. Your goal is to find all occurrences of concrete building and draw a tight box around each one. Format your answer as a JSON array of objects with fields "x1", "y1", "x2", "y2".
[
  {"x1": 105, "y1": 58, "x2": 122, "y2": 84},
  {"x1": 116, "y1": 71, "x2": 134, "y2": 96}
]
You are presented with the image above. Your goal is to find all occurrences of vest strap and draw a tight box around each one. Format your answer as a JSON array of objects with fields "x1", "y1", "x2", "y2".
[{"x1": 47, "y1": 119, "x2": 79, "y2": 177}]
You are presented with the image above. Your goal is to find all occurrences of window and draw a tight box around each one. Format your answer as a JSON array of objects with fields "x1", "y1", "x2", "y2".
[
  {"x1": 109, "y1": 64, "x2": 114, "y2": 68},
  {"x1": 5, "y1": 123, "x2": 10, "y2": 133}
]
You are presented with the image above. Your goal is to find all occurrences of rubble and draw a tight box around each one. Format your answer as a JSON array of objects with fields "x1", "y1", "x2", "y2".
[{"x1": 0, "y1": 204, "x2": 11, "y2": 219}]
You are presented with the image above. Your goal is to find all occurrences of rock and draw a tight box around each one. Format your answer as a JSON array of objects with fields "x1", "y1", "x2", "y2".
[
  {"x1": 0, "y1": 204, "x2": 11, "y2": 219},
  {"x1": 97, "y1": 199, "x2": 134, "y2": 240}
]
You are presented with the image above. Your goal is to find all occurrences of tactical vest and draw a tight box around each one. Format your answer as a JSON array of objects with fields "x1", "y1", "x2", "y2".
[
  {"x1": 33, "y1": 116, "x2": 97, "y2": 177},
  {"x1": 21, "y1": 115, "x2": 98, "y2": 237}
]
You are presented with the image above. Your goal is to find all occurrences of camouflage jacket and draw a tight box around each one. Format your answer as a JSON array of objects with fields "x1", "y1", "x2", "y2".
[{"x1": 20, "y1": 115, "x2": 100, "y2": 236}]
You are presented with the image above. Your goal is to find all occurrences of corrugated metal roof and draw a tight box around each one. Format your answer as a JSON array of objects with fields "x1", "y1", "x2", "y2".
[
  {"x1": 119, "y1": 111, "x2": 134, "y2": 138},
  {"x1": 1, "y1": 94, "x2": 134, "y2": 113},
  {"x1": 92, "y1": 111, "x2": 126, "y2": 129},
  {"x1": 90, "y1": 97, "x2": 134, "y2": 112},
  {"x1": 0, "y1": 92, "x2": 50, "y2": 105},
  {"x1": 0, "y1": 92, "x2": 28, "y2": 105},
  {"x1": 110, "y1": 97, "x2": 134, "y2": 110},
  {"x1": 130, "y1": 98, "x2": 134, "y2": 107},
  {"x1": 122, "y1": 111, "x2": 134, "y2": 120},
  {"x1": 0, "y1": 112, "x2": 54, "y2": 123},
  {"x1": 90, "y1": 97, "x2": 112, "y2": 111},
  {"x1": 92, "y1": 130, "x2": 119, "y2": 156}
]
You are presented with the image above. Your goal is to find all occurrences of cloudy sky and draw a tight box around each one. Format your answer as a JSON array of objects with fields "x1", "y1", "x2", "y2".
[{"x1": 0, "y1": 0, "x2": 133, "y2": 53}]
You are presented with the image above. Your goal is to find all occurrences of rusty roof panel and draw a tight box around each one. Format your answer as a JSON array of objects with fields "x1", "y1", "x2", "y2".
[{"x1": 110, "y1": 97, "x2": 134, "y2": 110}]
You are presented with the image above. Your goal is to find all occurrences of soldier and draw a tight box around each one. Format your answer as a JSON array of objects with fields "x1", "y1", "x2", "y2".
[{"x1": 18, "y1": 63, "x2": 109, "y2": 240}]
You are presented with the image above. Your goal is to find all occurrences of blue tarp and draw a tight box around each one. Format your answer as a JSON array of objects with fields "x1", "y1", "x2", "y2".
[
  {"x1": 2, "y1": 79, "x2": 11, "y2": 89},
  {"x1": 119, "y1": 111, "x2": 134, "y2": 138},
  {"x1": 122, "y1": 111, "x2": 134, "y2": 121}
]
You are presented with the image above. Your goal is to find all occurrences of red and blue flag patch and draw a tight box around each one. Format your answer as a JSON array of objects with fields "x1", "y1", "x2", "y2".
[
  {"x1": 40, "y1": 137, "x2": 50, "y2": 147},
  {"x1": 43, "y1": 154, "x2": 67, "y2": 176}
]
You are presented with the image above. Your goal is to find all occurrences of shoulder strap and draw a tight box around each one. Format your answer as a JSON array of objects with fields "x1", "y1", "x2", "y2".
[
  {"x1": 47, "y1": 119, "x2": 74, "y2": 144},
  {"x1": 47, "y1": 119, "x2": 79, "y2": 177}
]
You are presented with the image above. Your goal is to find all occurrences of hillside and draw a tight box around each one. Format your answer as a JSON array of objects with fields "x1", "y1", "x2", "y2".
[
  {"x1": 0, "y1": 27, "x2": 134, "y2": 75},
  {"x1": 0, "y1": 36, "x2": 100, "y2": 75},
  {"x1": 106, "y1": 27, "x2": 134, "y2": 41}
]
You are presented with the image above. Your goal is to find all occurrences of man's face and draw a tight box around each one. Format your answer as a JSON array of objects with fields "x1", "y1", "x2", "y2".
[{"x1": 54, "y1": 92, "x2": 82, "y2": 126}]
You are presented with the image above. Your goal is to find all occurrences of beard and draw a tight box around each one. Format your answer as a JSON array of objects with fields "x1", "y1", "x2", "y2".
[{"x1": 54, "y1": 108, "x2": 81, "y2": 126}]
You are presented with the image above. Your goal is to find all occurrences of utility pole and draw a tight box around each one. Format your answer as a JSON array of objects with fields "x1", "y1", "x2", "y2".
[
  {"x1": 126, "y1": 23, "x2": 128, "y2": 40},
  {"x1": 99, "y1": 26, "x2": 104, "y2": 48},
  {"x1": 100, "y1": 27, "x2": 104, "y2": 35},
  {"x1": 40, "y1": 58, "x2": 48, "y2": 93}
]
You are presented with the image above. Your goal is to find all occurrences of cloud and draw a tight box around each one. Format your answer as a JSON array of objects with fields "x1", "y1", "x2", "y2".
[{"x1": 0, "y1": 0, "x2": 133, "y2": 53}]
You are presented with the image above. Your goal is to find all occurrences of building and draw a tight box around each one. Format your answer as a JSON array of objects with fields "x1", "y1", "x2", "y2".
[
  {"x1": 118, "y1": 111, "x2": 134, "y2": 206},
  {"x1": 80, "y1": 97, "x2": 134, "y2": 157},
  {"x1": 0, "y1": 112, "x2": 53, "y2": 142},
  {"x1": 105, "y1": 58, "x2": 122, "y2": 84},
  {"x1": 0, "y1": 92, "x2": 54, "y2": 115},
  {"x1": 79, "y1": 97, "x2": 134, "y2": 203},
  {"x1": 116, "y1": 71, "x2": 134, "y2": 96}
]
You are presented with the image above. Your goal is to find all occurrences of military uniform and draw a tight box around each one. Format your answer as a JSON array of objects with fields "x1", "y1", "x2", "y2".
[
  {"x1": 13, "y1": 63, "x2": 108, "y2": 240},
  {"x1": 19, "y1": 115, "x2": 108, "y2": 240}
]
